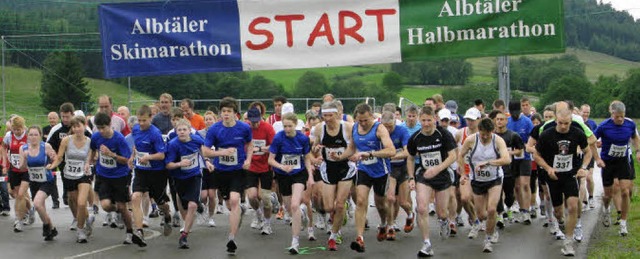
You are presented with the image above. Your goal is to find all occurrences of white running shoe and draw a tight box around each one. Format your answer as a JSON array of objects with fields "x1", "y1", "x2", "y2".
[
  {"x1": 261, "y1": 224, "x2": 273, "y2": 235},
  {"x1": 490, "y1": 231, "x2": 500, "y2": 244},
  {"x1": 561, "y1": 239, "x2": 575, "y2": 256},
  {"x1": 69, "y1": 218, "x2": 78, "y2": 231},
  {"x1": 315, "y1": 213, "x2": 326, "y2": 230},
  {"x1": 620, "y1": 221, "x2": 628, "y2": 236},
  {"x1": 301, "y1": 205, "x2": 309, "y2": 228},
  {"x1": 251, "y1": 217, "x2": 263, "y2": 229},
  {"x1": 86, "y1": 214, "x2": 95, "y2": 236},
  {"x1": 483, "y1": 238, "x2": 493, "y2": 253},
  {"x1": 417, "y1": 242, "x2": 434, "y2": 257},
  {"x1": 468, "y1": 223, "x2": 480, "y2": 239},
  {"x1": 308, "y1": 227, "x2": 316, "y2": 241},
  {"x1": 77, "y1": 229, "x2": 88, "y2": 243},
  {"x1": 208, "y1": 218, "x2": 217, "y2": 228},
  {"x1": 574, "y1": 225, "x2": 583, "y2": 242}
]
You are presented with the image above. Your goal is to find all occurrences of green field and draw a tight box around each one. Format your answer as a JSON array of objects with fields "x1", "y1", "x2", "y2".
[
  {"x1": 1, "y1": 66, "x2": 152, "y2": 126},
  {"x1": 468, "y1": 48, "x2": 640, "y2": 83},
  {"x1": 589, "y1": 158, "x2": 640, "y2": 259},
  {"x1": 2, "y1": 47, "x2": 639, "y2": 127}
]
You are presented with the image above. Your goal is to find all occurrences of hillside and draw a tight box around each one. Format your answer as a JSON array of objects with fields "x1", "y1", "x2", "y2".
[{"x1": 2, "y1": 66, "x2": 153, "y2": 126}]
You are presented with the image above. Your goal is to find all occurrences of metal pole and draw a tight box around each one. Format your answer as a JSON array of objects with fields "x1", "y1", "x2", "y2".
[
  {"x1": 127, "y1": 77, "x2": 132, "y2": 109},
  {"x1": 498, "y1": 56, "x2": 510, "y2": 111},
  {"x1": 2, "y1": 35, "x2": 6, "y2": 124}
]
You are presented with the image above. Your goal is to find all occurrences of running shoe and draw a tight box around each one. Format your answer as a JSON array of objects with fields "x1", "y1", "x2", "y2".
[
  {"x1": 490, "y1": 231, "x2": 499, "y2": 244},
  {"x1": 226, "y1": 239, "x2": 238, "y2": 254},
  {"x1": 405, "y1": 214, "x2": 415, "y2": 233},
  {"x1": 27, "y1": 207, "x2": 36, "y2": 225},
  {"x1": 428, "y1": 203, "x2": 436, "y2": 216},
  {"x1": 251, "y1": 218, "x2": 263, "y2": 229},
  {"x1": 103, "y1": 212, "x2": 111, "y2": 227},
  {"x1": 172, "y1": 212, "x2": 181, "y2": 228},
  {"x1": 561, "y1": 239, "x2": 575, "y2": 256},
  {"x1": 116, "y1": 213, "x2": 125, "y2": 229},
  {"x1": 335, "y1": 232, "x2": 343, "y2": 245},
  {"x1": 110, "y1": 212, "x2": 119, "y2": 228},
  {"x1": 603, "y1": 210, "x2": 611, "y2": 227},
  {"x1": 588, "y1": 197, "x2": 595, "y2": 209},
  {"x1": 574, "y1": 225, "x2": 583, "y2": 242},
  {"x1": 308, "y1": 227, "x2": 316, "y2": 241},
  {"x1": 449, "y1": 221, "x2": 458, "y2": 237},
  {"x1": 289, "y1": 240, "x2": 300, "y2": 255},
  {"x1": 377, "y1": 226, "x2": 387, "y2": 241},
  {"x1": 132, "y1": 229, "x2": 147, "y2": 247},
  {"x1": 163, "y1": 216, "x2": 172, "y2": 236},
  {"x1": 439, "y1": 219, "x2": 450, "y2": 239},
  {"x1": 315, "y1": 213, "x2": 326, "y2": 230},
  {"x1": 468, "y1": 222, "x2": 480, "y2": 239},
  {"x1": 497, "y1": 215, "x2": 505, "y2": 229},
  {"x1": 208, "y1": 217, "x2": 217, "y2": 228},
  {"x1": 417, "y1": 242, "x2": 434, "y2": 257},
  {"x1": 44, "y1": 227, "x2": 58, "y2": 241},
  {"x1": 483, "y1": 239, "x2": 493, "y2": 253},
  {"x1": 614, "y1": 213, "x2": 621, "y2": 226},
  {"x1": 350, "y1": 236, "x2": 365, "y2": 253},
  {"x1": 69, "y1": 218, "x2": 78, "y2": 231},
  {"x1": 456, "y1": 215, "x2": 465, "y2": 227},
  {"x1": 149, "y1": 208, "x2": 159, "y2": 218},
  {"x1": 86, "y1": 214, "x2": 95, "y2": 236},
  {"x1": 386, "y1": 228, "x2": 396, "y2": 241},
  {"x1": 301, "y1": 205, "x2": 309, "y2": 228},
  {"x1": 261, "y1": 224, "x2": 273, "y2": 235},
  {"x1": 620, "y1": 221, "x2": 628, "y2": 237},
  {"x1": 523, "y1": 212, "x2": 532, "y2": 225},
  {"x1": 276, "y1": 207, "x2": 284, "y2": 220},
  {"x1": 327, "y1": 238, "x2": 338, "y2": 251},
  {"x1": 391, "y1": 223, "x2": 401, "y2": 232},
  {"x1": 13, "y1": 220, "x2": 23, "y2": 233},
  {"x1": 77, "y1": 229, "x2": 88, "y2": 243},
  {"x1": 123, "y1": 233, "x2": 133, "y2": 244},
  {"x1": 179, "y1": 232, "x2": 189, "y2": 249},
  {"x1": 530, "y1": 207, "x2": 538, "y2": 219}
]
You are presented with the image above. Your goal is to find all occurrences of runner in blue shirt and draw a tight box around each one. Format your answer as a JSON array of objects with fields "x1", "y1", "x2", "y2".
[
  {"x1": 381, "y1": 111, "x2": 413, "y2": 238},
  {"x1": 129, "y1": 105, "x2": 172, "y2": 246},
  {"x1": 85, "y1": 112, "x2": 134, "y2": 246},
  {"x1": 593, "y1": 101, "x2": 640, "y2": 236},
  {"x1": 331, "y1": 103, "x2": 395, "y2": 253},
  {"x1": 268, "y1": 113, "x2": 314, "y2": 254},
  {"x1": 506, "y1": 101, "x2": 535, "y2": 223},
  {"x1": 166, "y1": 119, "x2": 212, "y2": 249},
  {"x1": 202, "y1": 97, "x2": 253, "y2": 255},
  {"x1": 18, "y1": 126, "x2": 58, "y2": 241}
]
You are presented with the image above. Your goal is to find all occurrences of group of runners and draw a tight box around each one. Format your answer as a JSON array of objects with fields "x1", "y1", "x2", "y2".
[{"x1": 0, "y1": 92, "x2": 637, "y2": 257}]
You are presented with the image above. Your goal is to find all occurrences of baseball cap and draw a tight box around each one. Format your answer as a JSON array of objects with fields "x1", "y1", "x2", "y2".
[
  {"x1": 247, "y1": 108, "x2": 261, "y2": 123},
  {"x1": 464, "y1": 107, "x2": 482, "y2": 120},
  {"x1": 282, "y1": 103, "x2": 294, "y2": 114},
  {"x1": 437, "y1": 108, "x2": 451, "y2": 120},
  {"x1": 445, "y1": 100, "x2": 458, "y2": 113}
]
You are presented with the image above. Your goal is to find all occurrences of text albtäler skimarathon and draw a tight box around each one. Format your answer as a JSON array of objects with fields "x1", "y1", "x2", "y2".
[{"x1": 110, "y1": 16, "x2": 232, "y2": 61}]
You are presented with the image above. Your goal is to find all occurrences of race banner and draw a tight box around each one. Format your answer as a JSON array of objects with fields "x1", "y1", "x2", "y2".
[{"x1": 99, "y1": 0, "x2": 564, "y2": 78}]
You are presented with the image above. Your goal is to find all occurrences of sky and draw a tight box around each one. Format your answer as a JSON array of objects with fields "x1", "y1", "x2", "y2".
[{"x1": 601, "y1": 0, "x2": 640, "y2": 20}]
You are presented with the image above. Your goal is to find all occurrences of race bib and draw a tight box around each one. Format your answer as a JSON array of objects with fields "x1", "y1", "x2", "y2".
[
  {"x1": 281, "y1": 154, "x2": 301, "y2": 170},
  {"x1": 325, "y1": 147, "x2": 345, "y2": 162},
  {"x1": 28, "y1": 167, "x2": 47, "y2": 182},
  {"x1": 253, "y1": 140, "x2": 266, "y2": 155},
  {"x1": 420, "y1": 151, "x2": 442, "y2": 169},
  {"x1": 391, "y1": 148, "x2": 405, "y2": 163},
  {"x1": 99, "y1": 152, "x2": 117, "y2": 169},
  {"x1": 9, "y1": 154, "x2": 20, "y2": 168},
  {"x1": 136, "y1": 151, "x2": 151, "y2": 168},
  {"x1": 475, "y1": 166, "x2": 496, "y2": 181},
  {"x1": 64, "y1": 159, "x2": 85, "y2": 178},
  {"x1": 608, "y1": 144, "x2": 627, "y2": 158},
  {"x1": 553, "y1": 154, "x2": 573, "y2": 172},
  {"x1": 361, "y1": 155, "x2": 378, "y2": 165},
  {"x1": 181, "y1": 153, "x2": 198, "y2": 171},
  {"x1": 219, "y1": 149, "x2": 238, "y2": 166}
]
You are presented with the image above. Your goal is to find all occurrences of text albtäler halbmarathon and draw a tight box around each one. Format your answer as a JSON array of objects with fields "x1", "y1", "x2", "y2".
[
  {"x1": 407, "y1": 0, "x2": 556, "y2": 45},
  {"x1": 110, "y1": 16, "x2": 232, "y2": 61}
]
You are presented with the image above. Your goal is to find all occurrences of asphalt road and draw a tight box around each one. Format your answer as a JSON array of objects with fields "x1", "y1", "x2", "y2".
[{"x1": 0, "y1": 167, "x2": 604, "y2": 259}]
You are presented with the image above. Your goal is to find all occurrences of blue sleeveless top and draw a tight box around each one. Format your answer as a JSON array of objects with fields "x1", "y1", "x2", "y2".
[
  {"x1": 353, "y1": 122, "x2": 390, "y2": 178},
  {"x1": 23, "y1": 142, "x2": 54, "y2": 183}
]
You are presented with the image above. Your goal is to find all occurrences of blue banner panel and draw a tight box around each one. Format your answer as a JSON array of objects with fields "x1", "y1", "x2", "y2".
[{"x1": 99, "y1": 0, "x2": 243, "y2": 78}]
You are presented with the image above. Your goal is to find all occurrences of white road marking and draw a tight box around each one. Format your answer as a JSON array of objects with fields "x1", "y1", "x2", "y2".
[{"x1": 63, "y1": 229, "x2": 161, "y2": 259}]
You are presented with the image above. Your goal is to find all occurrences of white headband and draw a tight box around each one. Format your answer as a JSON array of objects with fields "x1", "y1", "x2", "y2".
[{"x1": 322, "y1": 108, "x2": 338, "y2": 113}]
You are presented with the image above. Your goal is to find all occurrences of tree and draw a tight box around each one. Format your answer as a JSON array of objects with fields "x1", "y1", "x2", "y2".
[
  {"x1": 539, "y1": 75, "x2": 592, "y2": 109},
  {"x1": 293, "y1": 71, "x2": 329, "y2": 97},
  {"x1": 589, "y1": 75, "x2": 621, "y2": 117},
  {"x1": 40, "y1": 51, "x2": 92, "y2": 112},
  {"x1": 618, "y1": 68, "x2": 640, "y2": 118},
  {"x1": 382, "y1": 72, "x2": 404, "y2": 93}
]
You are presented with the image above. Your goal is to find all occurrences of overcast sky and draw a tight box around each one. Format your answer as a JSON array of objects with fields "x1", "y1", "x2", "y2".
[{"x1": 601, "y1": 0, "x2": 640, "y2": 20}]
